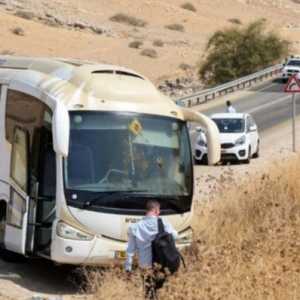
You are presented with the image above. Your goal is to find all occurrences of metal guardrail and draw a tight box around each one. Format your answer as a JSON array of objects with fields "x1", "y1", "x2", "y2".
[{"x1": 176, "y1": 64, "x2": 283, "y2": 107}]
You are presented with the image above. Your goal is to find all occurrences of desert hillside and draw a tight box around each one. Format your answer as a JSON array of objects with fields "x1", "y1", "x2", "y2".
[{"x1": 0, "y1": 0, "x2": 300, "y2": 86}]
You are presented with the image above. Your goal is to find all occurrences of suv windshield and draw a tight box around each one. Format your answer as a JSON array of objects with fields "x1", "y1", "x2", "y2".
[
  {"x1": 64, "y1": 112, "x2": 193, "y2": 213},
  {"x1": 287, "y1": 60, "x2": 300, "y2": 66},
  {"x1": 212, "y1": 118, "x2": 245, "y2": 133}
]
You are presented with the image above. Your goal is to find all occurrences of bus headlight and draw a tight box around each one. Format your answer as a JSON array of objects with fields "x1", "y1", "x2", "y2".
[
  {"x1": 177, "y1": 227, "x2": 193, "y2": 244},
  {"x1": 56, "y1": 221, "x2": 93, "y2": 241}
]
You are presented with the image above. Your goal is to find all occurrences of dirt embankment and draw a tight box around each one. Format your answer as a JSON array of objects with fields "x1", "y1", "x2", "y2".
[{"x1": 85, "y1": 153, "x2": 300, "y2": 300}]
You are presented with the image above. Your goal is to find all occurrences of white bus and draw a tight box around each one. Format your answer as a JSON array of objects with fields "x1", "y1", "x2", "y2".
[{"x1": 0, "y1": 56, "x2": 220, "y2": 264}]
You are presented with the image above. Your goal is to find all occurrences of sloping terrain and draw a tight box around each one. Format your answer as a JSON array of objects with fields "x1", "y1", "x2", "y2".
[
  {"x1": 0, "y1": 0, "x2": 300, "y2": 85},
  {"x1": 86, "y1": 153, "x2": 300, "y2": 300}
]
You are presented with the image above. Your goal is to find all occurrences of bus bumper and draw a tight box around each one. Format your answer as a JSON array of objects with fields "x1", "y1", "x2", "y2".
[{"x1": 51, "y1": 234, "x2": 127, "y2": 265}]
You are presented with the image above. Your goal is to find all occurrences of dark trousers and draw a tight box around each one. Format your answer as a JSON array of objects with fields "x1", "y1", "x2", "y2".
[{"x1": 142, "y1": 269, "x2": 166, "y2": 300}]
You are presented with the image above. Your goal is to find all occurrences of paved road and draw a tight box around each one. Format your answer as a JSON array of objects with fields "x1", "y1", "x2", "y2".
[{"x1": 200, "y1": 79, "x2": 300, "y2": 132}]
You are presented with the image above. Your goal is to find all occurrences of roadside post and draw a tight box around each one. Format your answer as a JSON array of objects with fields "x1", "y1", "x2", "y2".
[{"x1": 284, "y1": 74, "x2": 300, "y2": 152}]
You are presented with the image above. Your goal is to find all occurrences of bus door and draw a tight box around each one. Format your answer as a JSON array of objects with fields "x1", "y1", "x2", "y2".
[{"x1": 5, "y1": 127, "x2": 30, "y2": 255}]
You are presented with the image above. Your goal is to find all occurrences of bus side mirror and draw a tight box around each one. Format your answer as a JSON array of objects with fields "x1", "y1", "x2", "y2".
[
  {"x1": 52, "y1": 102, "x2": 70, "y2": 157},
  {"x1": 180, "y1": 108, "x2": 220, "y2": 165}
]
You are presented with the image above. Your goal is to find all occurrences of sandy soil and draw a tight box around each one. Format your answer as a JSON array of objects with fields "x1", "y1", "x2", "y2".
[{"x1": 0, "y1": 0, "x2": 300, "y2": 82}]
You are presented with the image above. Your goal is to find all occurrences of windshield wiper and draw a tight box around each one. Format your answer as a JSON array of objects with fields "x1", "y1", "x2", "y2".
[
  {"x1": 82, "y1": 190, "x2": 147, "y2": 208},
  {"x1": 162, "y1": 197, "x2": 185, "y2": 214},
  {"x1": 81, "y1": 192, "x2": 186, "y2": 214}
]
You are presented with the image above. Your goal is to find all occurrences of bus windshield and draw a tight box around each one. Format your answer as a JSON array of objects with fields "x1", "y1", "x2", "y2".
[{"x1": 64, "y1": 112, "x2": 193, "y2": 213}]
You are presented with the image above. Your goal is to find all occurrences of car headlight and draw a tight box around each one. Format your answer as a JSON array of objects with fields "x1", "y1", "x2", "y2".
[
  {"x1": 56, "y1": 221, "x2": 93, "y2": 241},
  {"x1": 197, "y1": 140, "x2": 207, "y2": 147},
  {"x1": 235, "y1": 135, "x2": 246, "y2": 146},
  {"x1": 177, "y1": 227, "x2": 193, "y2": 244}
]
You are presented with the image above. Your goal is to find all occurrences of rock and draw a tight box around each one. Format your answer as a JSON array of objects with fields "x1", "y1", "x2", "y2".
[
  {"x1": 158, "y1": 73, "x2": 204, "y2": 99},
  {"x1": 72, "y1": 21, "x2": 88, "y2": 29},
  {"x1": 45, "y1": 13, "x2": 54, "y2": 18},
  {"x1": 90, "y1": 25, "x2": 104, "y2": 34}
]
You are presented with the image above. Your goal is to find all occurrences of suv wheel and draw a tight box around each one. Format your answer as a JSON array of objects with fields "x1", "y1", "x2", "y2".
[{"x1": 253, "y1": 141, "x2": 260, "y2": 158}]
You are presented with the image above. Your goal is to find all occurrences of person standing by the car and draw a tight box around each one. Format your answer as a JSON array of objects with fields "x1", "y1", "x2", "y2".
[
  {"x1": 125, "y1": 200, "x2": 177, "y2": 299},
  {"x1": 226, "y1": 100, "x2": 236, "y2": 113}
]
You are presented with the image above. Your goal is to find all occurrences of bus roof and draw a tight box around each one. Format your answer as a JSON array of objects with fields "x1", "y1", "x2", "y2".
[{"x1": 0, "y1": 56, "x2": 181, "y2": 119}]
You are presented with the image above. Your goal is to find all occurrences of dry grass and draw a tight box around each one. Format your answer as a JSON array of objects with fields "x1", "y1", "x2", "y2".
[
  {"x1": 129, "y1": 40, "x2": 143, "y2": 49},
  {"x1": 181, "y1": 2, "x2": 197, "y2": 12},
  {"x1": 83, "y1": 155, "x2": 300, "y2": 300},
  {"x1": 153, "y1": 39, "x2": 164, "y2": 47},
  {"x1": 165, "y1": 23, "x2": 185, "y2": 32},
  {"x1": 140, "y1": 48, "x2": 158, "y2": 58},
  {"x1": 110, "y1": 13, "x2": 147, "y2": 27},
  {"x1": 11, "y1": 26, "x2": 25, "y2": 36},
  {"x1": 228, "y1": 18, "x2": 242, "y2": 25}
]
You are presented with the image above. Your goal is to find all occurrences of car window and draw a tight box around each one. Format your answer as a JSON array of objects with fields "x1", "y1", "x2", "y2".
[{"x1": 287, "y1": 60, "x2": 300, "y2": 66}]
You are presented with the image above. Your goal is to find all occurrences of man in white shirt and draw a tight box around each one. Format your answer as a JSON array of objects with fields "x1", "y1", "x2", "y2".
[
  {"x1": 226, "y1": 100, "x2": 236, "y2": 113},
  {"x1": 125, "y1": 200, "x2": 177, "y2": 299}
]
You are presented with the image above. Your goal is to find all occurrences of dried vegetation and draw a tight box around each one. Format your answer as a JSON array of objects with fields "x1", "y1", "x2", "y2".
[
  {"x1": 83, "y1": 155, "x2": 300, "y2": 299},
  {"x1": 181, "y1": 2, "x2": 197, "y2": 12},
  {"x1": 110, "y1": 13, "x2": 147, "y2": 27},
  {"x1": 165, "y1": 23, "x2": 185, "y2": 32},
  {"x1": 140, "y1": 48, "x2": 158, "y2": 58}
]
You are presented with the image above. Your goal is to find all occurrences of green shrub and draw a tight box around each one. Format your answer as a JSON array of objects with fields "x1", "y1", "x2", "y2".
[
  {"x1": 199, "y1": 19, "x2": 289, "y2": 85},
  {"x1": 181, "y1": 2, "x2": 197, "y2": 12},
  {"x1": 165, "y1": 23, "x2": 185, "y2": 32},
  {"x1": 110, "y1": 13, "x2": 147, "y2": 27}
]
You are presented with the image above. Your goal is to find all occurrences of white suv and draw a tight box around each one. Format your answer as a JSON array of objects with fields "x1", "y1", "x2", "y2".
[
  {"x1": 194, "y1": 113, "x2": 260, "y2": 164},
  {"x1": 281, "y1": 57, "x2": 300, "y2": 82}
]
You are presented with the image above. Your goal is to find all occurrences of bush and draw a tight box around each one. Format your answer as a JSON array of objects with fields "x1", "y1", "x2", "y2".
[
  {"x1": 0, "y1": 50, "x2": 15, "y2": 55},
  {"x1": 179, "y1": 63, "x2": 192, "y2": 71},
  {"x1": 228, "y1": 18, "x2": 242, "y2": 25},
  {"x1": 14, "y1": 10, "x2": 35, "y2": 20},
  {"x1": 153, "y1": 39, "x2": 164, "y2": 47},
  {"x1": 165, "y1": 23, "x2": 185, "y2": 32},
  {"x1": 11, "y1": 27, "x2": 25, "y2": 36},
  {"x1": 199, "y1": 19, "x2": 290, "y2": 85},
  {"x1": 140, "y1": 48, "x2": 158, "y2": 58},
  {"x1": 181, "y1": 2, "x2": 197, "y2": 12},
  {"x1": 129, "y1": 40, "x2": 143, "y2": 49},
  {"x1": 110, "y1": 13, "x2": 147, "y2": 27}
]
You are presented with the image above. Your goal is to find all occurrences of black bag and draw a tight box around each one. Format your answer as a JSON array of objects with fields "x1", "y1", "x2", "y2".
[{"x1": 151, "y1": 218, "x2": 184, "y2": 274}]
